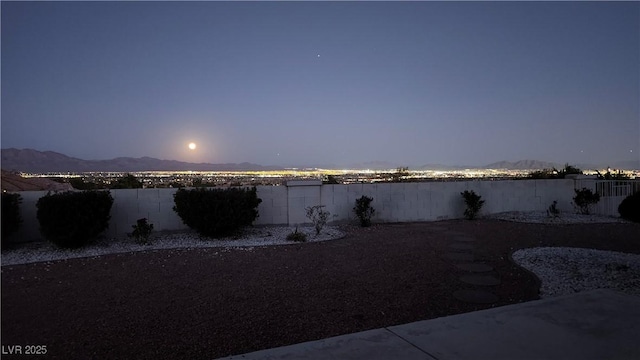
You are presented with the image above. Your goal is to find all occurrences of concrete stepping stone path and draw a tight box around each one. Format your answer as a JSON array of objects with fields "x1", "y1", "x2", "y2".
[
  {"x1": 459, "y1": 274, "x2": 501, "y2": 286},
  {"x1": 444, "y1": 253, "x2": 475, "y2": 262},
  {"x1": 455, "y1": 263, "x2": 494, "y2": 273},
  {"x1": 448, "y1": 243, "x2": 475, "y2": 251},
  {"x1": 452, "y1": 236, "x2": 476, "y2": 242},
  {"x1": 438, "y1": 232, "x2": 501, "y2": 305},
  {"x1": 452, "y1": 289, "x2": 499, "y2": 304}
]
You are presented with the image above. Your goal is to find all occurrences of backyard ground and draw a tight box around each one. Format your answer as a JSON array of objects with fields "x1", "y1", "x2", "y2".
[{"x1": 2, "y1": 219, "x2": 639, "y2": 359}]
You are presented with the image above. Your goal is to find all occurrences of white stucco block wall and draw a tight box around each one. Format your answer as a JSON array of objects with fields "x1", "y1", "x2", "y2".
[
  {"x1": 254, "y1": 186, "x2": 288, "y2": 225},
  {"x1": 5, "y1": 179, "x2": 630, "y2": 244},
  {"x1": 106, "y1": 189, "x2": 188, "y2": 237},
  {"x1": 286, "y1": 181, "x2": 322, "y2": 225},
  {"x1": 8, "y1": 190, "x2": 48, "y2": 242}
]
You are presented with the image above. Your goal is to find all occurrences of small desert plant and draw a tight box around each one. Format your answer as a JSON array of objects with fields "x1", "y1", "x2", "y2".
[
  {"x1": 305, "y1": 205, "x2": 330, "y2": 235},
  {"x1": 130, "y1": 218, "x2": 154, "y2": 244},
  {"x1": 173, "y1": 187, "x2": 261, "y2": 238},
  {"x1": 36, "y1": 190, "x2": 114, "y2": 248},
  {"x1": 461, "y1": 190, "x2": 484, "y2": 220},
  {"x1": 573, "y1": 188, "x2": 600, "y2": 215},
  {"x1": 286, "y1": 227, "x2": 307, "y2": 242},
  {"x1": 2, "y1": 192, "x2": 22, "y2": 248},
  {"x1": 547, "y1": 200, "x2": 560, "y2": 218},
  {"x1": 353, "y1": 195, "x2": 375, "y2": 227},
  {"x1": 618, "y1": 191, "x2": 640, "y2": 223}
]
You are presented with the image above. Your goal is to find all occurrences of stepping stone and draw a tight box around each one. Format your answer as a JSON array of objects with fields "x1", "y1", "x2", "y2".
[
  {"x1": 448, "y1": 243, "x2": 474, "y2": 251},
  {"x1": 453, "y1": 289, "x2": 498, "y2": 304},
  {"x1": 429, "y1": 226, "x2": 447, "y2": 231},
  {"x1": 459, "y1": 274, "x2": 501, "y2": 286},
  {"x1": 455, "y1": 263, "x2": 494, "y2": 273},
  {"x1": 445, "y1": 231, "x2": 467, "y2": 237},
  {"x1": 443, "y1": 253, "x2": 474, "y2": 262},
  {"x1": 452, "y1": 236, "x2": 476, "y2": 242}
]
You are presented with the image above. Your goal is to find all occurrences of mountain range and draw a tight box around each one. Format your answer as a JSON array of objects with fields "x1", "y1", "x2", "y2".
[
  {"x1": 1, "y1": 148, "x2": 284, "y2": 173},
  {"x1": 1, "y1": 148, "x2": 638, "y2": 173}
]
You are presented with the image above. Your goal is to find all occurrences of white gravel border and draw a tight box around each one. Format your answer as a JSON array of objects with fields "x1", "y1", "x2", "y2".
[
  {"x1": 489, "y1": 211, "x2": 627, "y2": 224},
  {"x1": 1, "y1": 226, "x2": 344, "y2": 266},
  {"x1": 512, "y1": 247, "x2": 640, "y2": 298},
  {"x1": 498, "y1": 210, "x2": 640, "y2": 298}
]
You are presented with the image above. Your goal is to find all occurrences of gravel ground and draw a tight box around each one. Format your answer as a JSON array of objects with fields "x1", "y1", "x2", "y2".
[{"x1": 2, "y1": 215, "x2": 639, "y2": 359}]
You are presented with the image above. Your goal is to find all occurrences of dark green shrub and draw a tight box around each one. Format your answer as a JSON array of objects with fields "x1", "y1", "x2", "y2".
[
  {"x1": 286, "y1": 227, "x2": 307, "y2": 242},
  {"x1": 391, "y1": 167, "x2": 409, "y2": 182},
  {"x1": 353, "y1": 195, "x2": 375, "y2": 227},
  {"x1": 528, "y1": 168, "x2": 557, "y2": 179},
  {"x1": 70, "y1": 178, "x2": 101, "y2": 190},
  {"x1": 558, "y1": 164, "x2": 582, "y2": 178},
  {"x1": 130, "y1": 218, "x2": 154, "y2": 244},
  {"x1": 2, "y1": 192, "x2": 22, "y2": 247},
  {"x1": 173, "y1": 187, "x2": 262, "y2": 238},
  {"x1": 528, "y1": 163, "x2": 582, "y2": 179},
  {"x1": 36, "y1": 191, "x2": 114, "y2": 248},
  {"x1": 305, "y1": 205, "x2": 330, "y2": 235},
  {"x1": 111, "y1": 173, "x2": 143, "y2": 189},
  {"x1": 461, "y1": 190, "x2": 484, "y2": 220},
  {"x1": 547, "y1": 200, "x2": 560, "y2": 218},
  {"x1": 323, "y1": 175, "x2": 340, "y2": 184},
  {"x1": 618, "y1": 191, "x2": 640, "y2": 223},
  {"x1": 573, "y1": 188, "x2": 600, "y2": 215}
]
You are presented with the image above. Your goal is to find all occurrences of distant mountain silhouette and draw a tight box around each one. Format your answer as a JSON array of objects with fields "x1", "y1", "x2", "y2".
[
  {"x1": 482, "y1": 160, "x2": 561, "y2": 170},
  {"x1": 346, "y1": 161, "x2": 402, "y2": 170},
  {"x1": 418, "y1": 163, "x2": 468, "y2": 170},
  {"x1": 609, "y1": 160, "x2": 640, "y2": 170},
  {"x1": 576, "y1": 160, "x2": 640, "y2": 171},
  {"x1": 3, "y1": 148, "x2": 637, "y2": 172},
  {"x1": 484, "y1": 159, "x2": 640, "y2": 170},
  {"x1": 0, "y1": 148, "x2": 284, "y2": 172}
]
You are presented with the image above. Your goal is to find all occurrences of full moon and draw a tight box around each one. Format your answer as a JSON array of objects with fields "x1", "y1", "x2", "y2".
[{"x1": 188, "y1": 142, "x2": 197, "y2": 150}]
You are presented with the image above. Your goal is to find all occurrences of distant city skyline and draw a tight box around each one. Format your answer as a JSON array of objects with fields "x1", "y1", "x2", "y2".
[{"x1": 2, "y1": 2, "x2": 638, "y2": 167}]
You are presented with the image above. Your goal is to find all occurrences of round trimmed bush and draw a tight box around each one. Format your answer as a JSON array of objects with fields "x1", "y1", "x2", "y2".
[
  {"x1": 173, "y1": 187, "x2": 261, "y2": 238},
  {"x1": 2, "y1": 192, "x2": 22, "y2": 248},
  {"x1": 36, "y1": 190, "x2": 114, "y2": 248},
  {"x1": 618, "y1": 191, "x2": 640, "y2": 223}
]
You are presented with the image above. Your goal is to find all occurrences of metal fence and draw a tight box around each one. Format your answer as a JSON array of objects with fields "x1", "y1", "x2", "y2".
[
  {"x1": 589, "y1": 180, "x2": 640, "y2": 216},
  {"x1": 595, "y1": 180, "x2": 640, "y2": 198}
]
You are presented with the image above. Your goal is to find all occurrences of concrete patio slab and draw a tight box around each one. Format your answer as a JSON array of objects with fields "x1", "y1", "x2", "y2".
[
  {"x1": 218, "y1": 290, "x2": 640, "y2": 360},
  {"x1": 391, "y1": 289, "x2": 640, "y2": 360},
  {"x1": 221, "y1": 328, "x2": 436, "y2": 360}
]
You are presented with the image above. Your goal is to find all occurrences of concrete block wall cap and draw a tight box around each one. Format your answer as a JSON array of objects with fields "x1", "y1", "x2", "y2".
[
  {"x1": 286, "y1": 180, "x2": 323, "y2": 187},
  {"x1": 566, "y1": 174, "x2": 597, "y2": 180}
]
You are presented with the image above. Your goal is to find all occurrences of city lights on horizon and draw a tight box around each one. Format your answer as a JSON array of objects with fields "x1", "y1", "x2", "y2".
[{"x1": 19, "y1": 166, "x2": 639, "y2": 189}]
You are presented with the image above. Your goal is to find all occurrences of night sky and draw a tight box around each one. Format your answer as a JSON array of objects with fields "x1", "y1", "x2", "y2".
[{"x1": 2, "y1": 1, "x2": 638, "y2": 167}]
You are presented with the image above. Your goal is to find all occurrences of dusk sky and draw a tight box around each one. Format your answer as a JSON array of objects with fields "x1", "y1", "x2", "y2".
[{"x1": 2, "y1": 1, "x2": 639, "y2": 168}]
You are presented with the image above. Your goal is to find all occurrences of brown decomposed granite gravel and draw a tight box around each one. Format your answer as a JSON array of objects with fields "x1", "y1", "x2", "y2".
[{"x1": 2, "y1": 219, "x2": 639, "y2": 359}]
